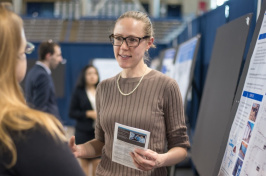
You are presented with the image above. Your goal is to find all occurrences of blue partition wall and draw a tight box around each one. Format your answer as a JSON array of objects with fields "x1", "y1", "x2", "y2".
[
  {"x1": 182, "y1": 5, "x2": 227, "y2": 134},
  {"x1": 179, "y1": 1, "x2": 258, "y2": 136}
]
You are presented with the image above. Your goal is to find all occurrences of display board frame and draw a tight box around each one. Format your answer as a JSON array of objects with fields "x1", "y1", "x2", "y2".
[{"x1": 191, "y1": 13, "x2": 253, "y2": 176}]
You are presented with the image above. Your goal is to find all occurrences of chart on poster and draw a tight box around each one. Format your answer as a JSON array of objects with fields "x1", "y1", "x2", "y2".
[{"x1": 219, "y1": 12, "x2": 266, "y2": 176}]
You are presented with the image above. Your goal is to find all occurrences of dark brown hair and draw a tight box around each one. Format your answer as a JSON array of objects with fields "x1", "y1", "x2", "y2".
[
  {"x1": 38, "y1": 40, "x2": 60, "y2": 61},
  {"x1": 76, "y1": 65, "x2": 100, "y2": 89}
]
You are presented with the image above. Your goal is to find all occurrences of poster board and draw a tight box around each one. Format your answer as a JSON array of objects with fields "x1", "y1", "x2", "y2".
[
  {"x1": 218, "y1": 2, "x2": 266, "y2": 175},
  {"x1": 191, "y1": 13, "x2": 253, "y2": 176},
  {"x1": 150, "y1": 57, "x2": 162, "y2": 71},
  {"x1": 93, "y1": 58, "x2": 122, "y2": 81},
  {"x1": 172, "y1": 35, "x2": 201, "y2": 103},
  {"x1": 160, "y1": 47, "x2": 178, "y2": 77}
]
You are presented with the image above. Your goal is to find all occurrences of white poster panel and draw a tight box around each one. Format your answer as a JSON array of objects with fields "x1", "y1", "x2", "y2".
[
  {"x1": 93, "y1": 58, "x2": 122, "y2": 82},
  {"x1": 219, "y1": 12, "x2": 266, "y2": 176},
  {"x1": 172, "y1": 37, "x2": 198, "y2": 102},
  {"x1": 160, "y1": 48, "x2": 176, "y2": 77}
]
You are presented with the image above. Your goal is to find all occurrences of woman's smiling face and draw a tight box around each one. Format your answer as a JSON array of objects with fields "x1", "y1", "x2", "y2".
[{"x1": 113, "y1": 17, "x2": 151, "y2": 70}]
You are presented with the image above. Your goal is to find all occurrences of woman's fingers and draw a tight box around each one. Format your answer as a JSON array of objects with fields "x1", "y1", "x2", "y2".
[
  {"x1": 130, "y1": 152, "x2": 149, "y2": 170},
  {"x1": 69, "y1": 136, "x2": 80, "y2": 158},
  {"x1": 130, "y1": 150, "x2": 157, "y2": 171},
  {"x1": 69, "y1": 136, "x2": 75, "y2": 150},
  {"x1": 135, "y1": 148, "x2": 156, "y2": 161},
  {"x1": 131, "y1": 153, "x2": 152, "y2": 171}
]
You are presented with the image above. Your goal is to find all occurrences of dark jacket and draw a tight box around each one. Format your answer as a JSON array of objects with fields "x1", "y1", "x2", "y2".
[
  {"x1": 0, "y1": 126, "x2": 85, "y2": 176},
  {"x1": 69, "y1": 87, "x2": 95, "y2": 131},
  {"x1": 24, "y1": 64, "x2": 61, "y2": 121}
]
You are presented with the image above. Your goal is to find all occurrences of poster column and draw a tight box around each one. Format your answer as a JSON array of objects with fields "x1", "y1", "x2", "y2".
[{"x1": 173, "y1": 37, "x2": 198, "y2": 102}]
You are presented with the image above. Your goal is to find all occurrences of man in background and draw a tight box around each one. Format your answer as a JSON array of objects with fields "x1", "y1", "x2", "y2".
[{"x1": 25, "y1": 40, "x2": 63, "y2": 121}]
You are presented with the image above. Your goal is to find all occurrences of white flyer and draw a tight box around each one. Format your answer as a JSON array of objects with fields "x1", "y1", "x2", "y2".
[{"x1": 112, "y1": 123, "x2": 150, "y2": 170}]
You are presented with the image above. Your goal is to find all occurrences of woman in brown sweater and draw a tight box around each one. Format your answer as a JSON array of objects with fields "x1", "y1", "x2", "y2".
[{"x1": 69, "y1": 11, "x2": 190, "y2": 176}]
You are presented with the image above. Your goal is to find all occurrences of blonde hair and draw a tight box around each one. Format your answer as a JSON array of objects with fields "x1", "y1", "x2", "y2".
[
  {"x1": 0, "y1": 4, "x2": 66, "y2": 168},
  {"x1": 114, "y1": 11, "x2": 156, "y2": 61}
]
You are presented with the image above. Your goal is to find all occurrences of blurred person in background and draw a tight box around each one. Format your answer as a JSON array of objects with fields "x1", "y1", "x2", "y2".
[
  {"x1": 24, "y1": 40, "x2": 63, "y2": 121},
  {"x1": 0, "y1": 4, "x2": 85, "y2": 176},
  {"x1": 69, "y1": 65, "x2": 100, "y2": 176},
  {"x1": 69, "y1": 11, "x2": 190, "y2": 175}
]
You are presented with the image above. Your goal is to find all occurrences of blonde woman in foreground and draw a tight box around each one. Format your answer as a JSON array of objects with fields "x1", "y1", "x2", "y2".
[{"x1": 0, "y1": 4, "x2": 85, "y2": 176}]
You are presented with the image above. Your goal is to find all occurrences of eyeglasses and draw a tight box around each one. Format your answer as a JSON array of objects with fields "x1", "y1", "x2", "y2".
[
  {"x1": 25, "y1": 42, "x2": 35, "y2": 54},
  {"x1": 109, "y1": 34, "x2": 150, "y2": 47}
]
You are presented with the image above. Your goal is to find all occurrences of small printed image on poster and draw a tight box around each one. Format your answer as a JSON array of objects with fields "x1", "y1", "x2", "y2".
[
  {"x1": 232, "y1": 158, "x2": 243, "y2": 176},
  {"x1": 238, "y1": 141, "x2": 248, "y2": 160},
  {"x1": 242, "y1": 121, "x2": 254, "y2": 144},
  {"x1": 248, "y1": 103, "x2": 260, "y2": 122}
]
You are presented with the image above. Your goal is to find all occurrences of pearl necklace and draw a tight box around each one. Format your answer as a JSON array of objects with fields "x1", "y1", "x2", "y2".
[{"x1": 117, "y1": 66, "x2": 147, "y2": 96}]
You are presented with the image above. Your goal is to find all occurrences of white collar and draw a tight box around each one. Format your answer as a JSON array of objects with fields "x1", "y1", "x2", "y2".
[{"x1": 36, "y1": 61, "x2": 51, "y2": 75}]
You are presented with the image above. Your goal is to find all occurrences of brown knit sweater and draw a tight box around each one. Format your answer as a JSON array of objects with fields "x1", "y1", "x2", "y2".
[{"x1": 95, "y1": 69, "x2": 190, "y2": 176}]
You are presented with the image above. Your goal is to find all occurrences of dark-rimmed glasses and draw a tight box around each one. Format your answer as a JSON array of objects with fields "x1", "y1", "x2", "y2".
[{"x1": 109, "y1": 34, "x2": 150, "y2": 47}]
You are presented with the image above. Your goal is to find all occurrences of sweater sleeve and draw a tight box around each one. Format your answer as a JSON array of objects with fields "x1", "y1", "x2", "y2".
[
  {"x1": 7, "y1": 127, "x2": 85, "y2": 176},
  {"x1": 68, "y1": 88, "x2": 87, "y2": 120},
  {"x1": 163, "y1": 80, "x2": 190, "y2": 149},
  {"x1": 95, "y1": 83, "x2": 105, "y2": 143}
]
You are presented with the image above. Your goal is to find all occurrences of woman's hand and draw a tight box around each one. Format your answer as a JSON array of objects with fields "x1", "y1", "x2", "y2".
[
  {"x1": 69, "y1": 136, "x2": 83, "y2": 158},
  {"x1": 130, "y1": 147, "x2": 187, "y2": 171},
  {"x1": 69, "y1": 137, "x2": 104, "y2": 159},
  {"x1": 86, "y1": 110, "x2": 97, "y2": 120},
  {"x1": 130, "y1": 148, "x2": 166, "y2": 171}
]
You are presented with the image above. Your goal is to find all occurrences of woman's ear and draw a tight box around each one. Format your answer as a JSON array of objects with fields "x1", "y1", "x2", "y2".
[{"x1": 146, "y1": 37, "x2": 154, "y2": 50}]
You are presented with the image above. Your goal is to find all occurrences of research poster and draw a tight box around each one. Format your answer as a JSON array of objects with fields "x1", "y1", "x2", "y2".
[
  {"x1": 160, "y1": 48, "x2": 176, "y2": 76},
  {"x1": 219, "y1": 12, "x2": 266, "y2": 176},
  {"x1": 172, "y1": 37, "x2": 198, "y2": 102}
]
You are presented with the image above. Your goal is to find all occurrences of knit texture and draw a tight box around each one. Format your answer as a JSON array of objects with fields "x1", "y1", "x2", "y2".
[{"x1": 95, "y1": 70, "x2": 190, "y2": 176}]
